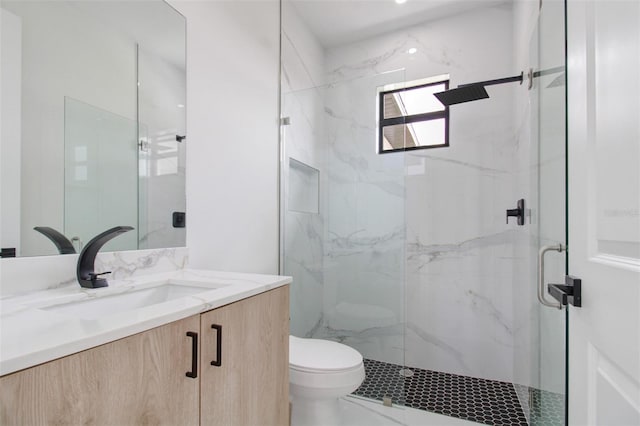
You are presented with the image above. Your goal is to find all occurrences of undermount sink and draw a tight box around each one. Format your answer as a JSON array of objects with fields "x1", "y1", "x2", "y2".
[{"x1": 40, "y1": 281, "x2": 216, "y2": 320}]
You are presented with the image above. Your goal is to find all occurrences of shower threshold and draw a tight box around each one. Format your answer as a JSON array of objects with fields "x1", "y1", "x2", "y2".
[{"x1": 352, "y1": 359, "x2": 564, "y2": 426}]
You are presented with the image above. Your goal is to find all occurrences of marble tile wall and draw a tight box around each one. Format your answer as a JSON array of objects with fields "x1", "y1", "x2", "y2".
[
  {"x1": 317, "y1": 70, "x2": 407, "y2": 365},
  {"x1": 282, "y1": 3, "x2": 408, "y2": 359},
  {"x1": 282, "y1": 1, "x2": 554, "y2": 389},
  {"x1": 322, "y1": 5, "x2": 525, "y2": 383}
]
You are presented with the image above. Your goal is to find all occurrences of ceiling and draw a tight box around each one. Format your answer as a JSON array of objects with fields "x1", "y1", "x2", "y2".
[{"x1": 290, "y1": 0, "x2": 509, "y2": 47}]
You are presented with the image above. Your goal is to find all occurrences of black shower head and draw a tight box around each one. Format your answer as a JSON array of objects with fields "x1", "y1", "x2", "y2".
[
  {"x1": 433, "y1": 84, "x2": 489, "y2": 106},
  {"x1": 434, "y1": 72, "x2": 524, "y2": 106}
]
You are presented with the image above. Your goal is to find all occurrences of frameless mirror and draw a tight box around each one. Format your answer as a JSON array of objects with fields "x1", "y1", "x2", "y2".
[{"x1": 0, "y1": 0, "x2": 186, "y2": 257}]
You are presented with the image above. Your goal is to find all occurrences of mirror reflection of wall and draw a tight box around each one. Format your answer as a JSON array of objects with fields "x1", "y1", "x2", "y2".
[
  {"x1": 138, "y1": 45, "x2": 187, "y2": 250},
  {"x1": 0, "y1": 0, "x2": 186, "y2": 257}
]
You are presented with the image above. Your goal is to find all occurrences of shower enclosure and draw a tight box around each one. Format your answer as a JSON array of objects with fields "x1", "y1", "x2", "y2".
[{"x1": 280, "y1": 0, "x2": 567, "y2": 424}]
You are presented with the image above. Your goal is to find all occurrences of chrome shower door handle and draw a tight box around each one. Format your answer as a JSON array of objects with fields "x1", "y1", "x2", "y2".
[{"x1": 538, "y1": 244, "x2": 566, "y2": 309}]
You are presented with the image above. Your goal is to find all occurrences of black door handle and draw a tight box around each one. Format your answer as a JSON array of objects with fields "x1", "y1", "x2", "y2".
[
  {"x1": 186, "y1": 331, "x2": 198, "y2": 378},
  {"x1": 211, "y1": 324, "x2": 222, "y2": 367},
  {"x1": 548, "y1": 275, "x2": 582, "y2": 307}
]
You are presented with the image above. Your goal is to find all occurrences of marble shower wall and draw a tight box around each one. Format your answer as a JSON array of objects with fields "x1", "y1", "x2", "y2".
[
  {"x1": 282, "y1": 4, "x2": 407, "y2": 359},
  {"x1": 323, "y1": 4, "x2": 526, "y2": 384},
  {"x1": 282, "y1": 2, "x2": 546, "y2": 388},
  {"x1": 316, "y1": 70, "x2": 407, "y2": 365}
]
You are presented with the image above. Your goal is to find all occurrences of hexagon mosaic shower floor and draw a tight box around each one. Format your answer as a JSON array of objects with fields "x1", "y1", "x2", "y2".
[{"x1": 352, "y1": 359, "x2": 565, "y2": 426}]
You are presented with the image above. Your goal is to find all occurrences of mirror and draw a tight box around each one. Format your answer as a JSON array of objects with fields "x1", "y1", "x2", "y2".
[{"x1": 0, "y1": 0, "x2": 186, "y2": 257}]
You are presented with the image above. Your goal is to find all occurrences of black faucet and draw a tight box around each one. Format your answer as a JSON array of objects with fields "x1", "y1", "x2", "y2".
[
  {"x1": 34, "y1": 227, "x2": 76, "y2": 254},
  {"x1": 76, "y1": 226, "x2": 134, "y2": 288}
]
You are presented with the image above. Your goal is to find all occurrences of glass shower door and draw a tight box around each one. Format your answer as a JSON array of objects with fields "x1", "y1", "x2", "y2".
[
  {"x1": 529, "y1": 0, "x2": 568, "y2": 423},
  {"x1": 281, "y1": 69, "x2": 408, "y2": 406}
]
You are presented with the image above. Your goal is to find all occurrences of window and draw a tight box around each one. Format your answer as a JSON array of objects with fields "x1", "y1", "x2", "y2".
[{"x1": 378, "y1": 76, "x2": 449, "y2": 153}]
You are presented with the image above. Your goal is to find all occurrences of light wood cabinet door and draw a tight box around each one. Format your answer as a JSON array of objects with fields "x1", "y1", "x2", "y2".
[
  {"x1": 0, "y1": 315, "x2": 200, "y2": 426},
  {"x1": 200, "y1": 286, "x2": 289, "y2": 426}
]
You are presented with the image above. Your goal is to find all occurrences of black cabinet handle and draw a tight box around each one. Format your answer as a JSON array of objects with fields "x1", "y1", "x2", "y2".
[
  {"x1": 186, "y1": 331, "x2": 198, "y2": 378},
  {"x1": 211, "y1": 324, "x2": 222, "y2": 367}
]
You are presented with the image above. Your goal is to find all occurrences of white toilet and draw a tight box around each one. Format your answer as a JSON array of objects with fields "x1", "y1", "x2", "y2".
[{"x1": 289, "y1": 336, "x2": 365, "y2": 426}]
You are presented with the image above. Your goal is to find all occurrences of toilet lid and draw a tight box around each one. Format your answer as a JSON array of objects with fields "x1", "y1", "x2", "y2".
[{"x1": 289, "y1": 336, "x2": 363, "y2": 372}]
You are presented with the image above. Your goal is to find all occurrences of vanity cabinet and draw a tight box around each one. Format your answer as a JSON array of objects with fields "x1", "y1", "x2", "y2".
[
  {"x1": 200, "y1": 285, "x2": 289, "y2": 426},
  {"x1": 0, "y1": 315, "x2": 201, "y2": 425},
  {"x1": 0, "y1": 286, "x2": 289, "y2": 426}
]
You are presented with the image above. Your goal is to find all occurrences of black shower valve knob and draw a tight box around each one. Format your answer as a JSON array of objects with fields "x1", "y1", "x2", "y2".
[{"x1": 506, "y1": 199, "x2": 526, "y2": 226}]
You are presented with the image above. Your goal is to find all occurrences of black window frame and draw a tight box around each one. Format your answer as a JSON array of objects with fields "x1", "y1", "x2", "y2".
[{"x1": 378, "y1": 78, "x2": 450, "y2": 154}]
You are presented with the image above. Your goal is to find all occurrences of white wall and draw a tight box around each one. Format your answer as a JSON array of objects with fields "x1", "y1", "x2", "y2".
[{"x1": 170, "y1": 0, "x2": 280, "y2": 274}]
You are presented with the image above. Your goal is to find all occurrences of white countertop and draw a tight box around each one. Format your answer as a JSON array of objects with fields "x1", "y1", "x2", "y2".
[{"x1": 0, "y1": 269, "x2": 291, "y2": 376}]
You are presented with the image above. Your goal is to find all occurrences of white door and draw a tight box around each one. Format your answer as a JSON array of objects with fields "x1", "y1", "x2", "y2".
[{"x1": 567, "y1": 0, "x2": 640, "y2": 424}]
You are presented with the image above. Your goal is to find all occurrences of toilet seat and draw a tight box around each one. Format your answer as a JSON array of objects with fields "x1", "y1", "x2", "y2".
[{"x1": 290, "y1": 336, "x2": 363, "y2": 373}]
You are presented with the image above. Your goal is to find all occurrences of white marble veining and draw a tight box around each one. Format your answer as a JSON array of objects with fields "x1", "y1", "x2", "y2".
[
  {"x1": 1, "y1": 247, "x2": 188, "y2": 297},
  {"x1": 318, "y1": 4, "x2": 524, "y2": 383},
  {"x1": 0, "y1": 268, "x2": 291, "y2": 376},
  {"x1": 317, "y1": 68, "x2": 407, "y2": 364}
]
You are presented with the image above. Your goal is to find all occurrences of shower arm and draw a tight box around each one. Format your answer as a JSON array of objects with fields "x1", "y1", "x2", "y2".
[
  {"x1": 458, "y1": 71, "x2": 524, "y2": 89},
  {"x1": 531, "y1": 66, "x2": 565, "y2": 79}
]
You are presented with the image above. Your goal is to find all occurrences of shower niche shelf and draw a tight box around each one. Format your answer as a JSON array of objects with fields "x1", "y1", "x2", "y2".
[{"x1": 288, "y1": 158, "x2": 319, "y2": 214}]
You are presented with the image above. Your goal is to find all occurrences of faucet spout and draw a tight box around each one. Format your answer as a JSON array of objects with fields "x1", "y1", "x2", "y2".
[{"x1": 76, "y1": 226, "x2": 134, "y2": 288}]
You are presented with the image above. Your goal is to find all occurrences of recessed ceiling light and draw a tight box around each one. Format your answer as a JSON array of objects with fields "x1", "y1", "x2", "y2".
[
  {"x1": 395, "y1": 0, "x2": 407, "y2": 4},
  {"x1": 177, "y1": 104, "x2": 185, "y2": 108},
  {"x1": 407, "y1": 47, "x2": 417, "y2": 55}
]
